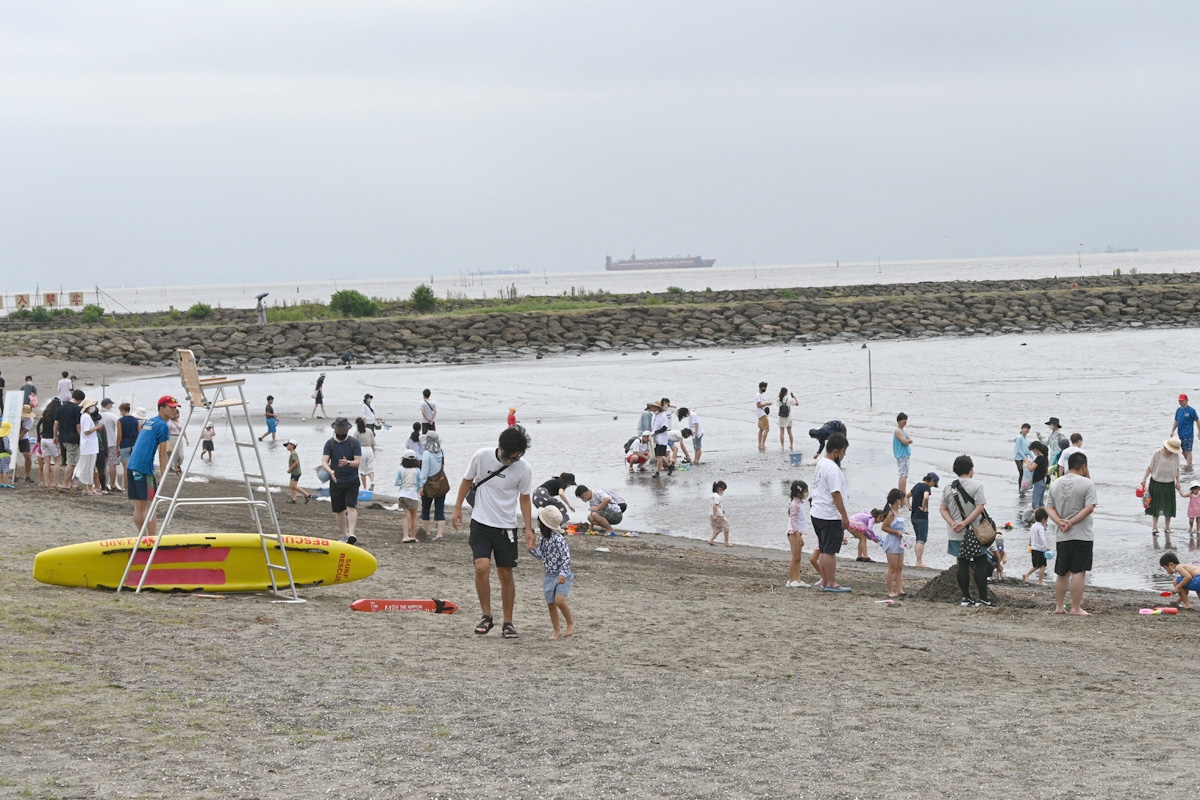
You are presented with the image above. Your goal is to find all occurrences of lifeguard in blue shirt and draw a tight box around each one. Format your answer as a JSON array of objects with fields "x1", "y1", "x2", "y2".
[{"x1": 127, "y1": 395, "x2": 180, "y2": 538}]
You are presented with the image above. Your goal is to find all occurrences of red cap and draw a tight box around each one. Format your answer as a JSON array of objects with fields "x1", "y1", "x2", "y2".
[
  {"x1": 158, "y1": 395, "x2": 181, "y2": 408},
  {"x1": 1181, "y1": 394, "x2": 1190, "y2": 402}
]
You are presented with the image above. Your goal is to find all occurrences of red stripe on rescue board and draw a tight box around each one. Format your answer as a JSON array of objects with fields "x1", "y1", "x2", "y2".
[
  {"x1": 125, "y1": 569, "x2": 227, "y2": 587},
  {"x1": 130, "y1": 548, "x2": 231, "y2": 566},
  {"x1": 350, "y1": 599, "x2": 459, "y2": 614}
]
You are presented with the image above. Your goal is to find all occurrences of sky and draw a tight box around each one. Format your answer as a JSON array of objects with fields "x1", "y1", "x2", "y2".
[{"x1": 2, "y1": 1, "x2": 1198, "y2": 286}]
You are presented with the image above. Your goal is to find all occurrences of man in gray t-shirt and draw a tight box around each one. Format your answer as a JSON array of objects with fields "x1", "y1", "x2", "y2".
[{"x1": 1046, "y1": 451, "x2": 1098, "y2": 616}]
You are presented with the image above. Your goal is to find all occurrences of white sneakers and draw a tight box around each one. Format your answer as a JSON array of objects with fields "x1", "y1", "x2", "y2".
[{"x1": 785, "y1": 580, "x2": 811, "y2": 588}]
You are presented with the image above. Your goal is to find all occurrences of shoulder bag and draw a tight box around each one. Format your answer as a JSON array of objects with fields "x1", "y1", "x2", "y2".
[
  {"x1": 425, "y1": 456, "x2": 450, "y2": 499},
  {"x1": 465, "y1": 460, "x2": 512, "y2": 507},
  {"x1": 951, "y1": 480, "x2": 998, "y2": 546}
]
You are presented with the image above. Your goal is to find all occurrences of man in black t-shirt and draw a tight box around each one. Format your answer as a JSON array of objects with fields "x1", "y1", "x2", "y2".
[
  {"x1": 54, "y1": 390, "x2": 85, "y2": 489},
  {"x1": 320, "y1": 417, "x2": 362, "y2": 544},
  {"x1": 907, "y1": 472, "x2": 939, "y2": 569}
]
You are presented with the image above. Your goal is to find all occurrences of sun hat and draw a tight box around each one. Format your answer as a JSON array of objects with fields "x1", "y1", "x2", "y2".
[
  {"x1": 21, "y1": 404, "x2": 33, "y2": 419},
  {"x1": 537, "y1": 505, "x2": 565, "y2": 533},
  {"x1": 647, "y1": 400, "x2": 662, "y2": 410},
  {"x1": 205, "y1": 423, "x2": 215, "y2": 429},
  {"x1": 80, "y1": 398, "x2": 98, "y2": 412},
  {"x1": 1045, "y1": 417, "x2": 1061, "y2": 427},
  {"x1": 157, "y1": 395, "x2": 180, "y2": 408},
  {"x1": 331, "y1": 417, "x2": 352, "y2": 432},
  {"x1": 134, "y1": 407, "x2": 148, "y2": 421},
  {"x1": 0, "y1": 421, "x2": 11, "y2": 438},
  {"x1": 1165, "y1": 437, "x2": 1183, "y2": 454}
]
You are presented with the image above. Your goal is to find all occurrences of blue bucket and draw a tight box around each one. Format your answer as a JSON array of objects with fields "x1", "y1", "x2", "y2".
[{"x1": 788, "y1": 453, "x2": 805, "y2": 466}]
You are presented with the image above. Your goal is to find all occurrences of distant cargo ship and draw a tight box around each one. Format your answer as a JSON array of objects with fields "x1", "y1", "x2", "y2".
[
  {"x1": 1105, "y1": 246, "x2": 1139, "y2": 254},
  {"x1": 605, "y1": 253, "x2": 715, "y2": 271}
]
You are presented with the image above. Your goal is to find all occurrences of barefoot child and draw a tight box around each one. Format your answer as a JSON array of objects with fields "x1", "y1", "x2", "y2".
[
  {"x1": 1181, "y1": 481, "x2": 1200, "y2": 534},
  {"x1": 1160, "y1": 551, "x2": 1200, "y2": 610},
  {"x1": 284, "y1": 440, "x2": 311, "y2": 504},
  {"x1": 530, "y1": 506, "x2": 575, "y2": 638},
  {"x1": 1023, "y1": 507, "x2": 1049, "y2": 584},
  {"x1": 200, "y1": 423, "x2": 216, "y2": 461},
  {"x1": 786, "y1": 480, "x2": 810, "y2": 587},
  {"x1": 395, "y1": 449, "x2": 422, "y2": 542},
  {"x1": 877, "y1": 489, "x2": 907, "y2": 597},
  {"x1": 708, "y1": 481, "x2": 732, "y2": 546}
]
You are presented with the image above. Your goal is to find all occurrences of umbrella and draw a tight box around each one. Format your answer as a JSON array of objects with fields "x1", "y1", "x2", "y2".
[{"x1": 255, "y1": 292, "x2": 269, "y2": 300}]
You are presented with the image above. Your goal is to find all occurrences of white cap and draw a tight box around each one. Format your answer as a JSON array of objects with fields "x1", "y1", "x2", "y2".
[{"x1": 641, "y1": 430, "x2": 652, "y2": 437}]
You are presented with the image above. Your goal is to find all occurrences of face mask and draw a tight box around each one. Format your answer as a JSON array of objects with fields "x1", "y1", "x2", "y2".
[{"x1": 335, "y1": 432, "x2": 348, "y2": 441}]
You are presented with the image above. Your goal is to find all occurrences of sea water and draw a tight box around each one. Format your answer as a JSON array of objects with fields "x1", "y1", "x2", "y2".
[
  {"x1": 56, "y1": 249, "x2": 1200, "y2": 315},
  {"x1": 102, "y1": 325, "x2": 1200, "y2": 592}
]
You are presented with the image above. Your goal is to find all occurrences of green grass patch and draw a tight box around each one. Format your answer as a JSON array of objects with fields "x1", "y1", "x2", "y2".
[
  {"x1": 267, "y1": 303, "x2": 331, "y2": 322},
  {"x1": 448, "y1": 299, "x2": 607, "y2": 315}
]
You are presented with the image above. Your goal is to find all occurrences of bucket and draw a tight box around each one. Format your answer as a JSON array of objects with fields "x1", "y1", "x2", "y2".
[
  {"x1": 359, "y1": 490, "x2": 374, "y2": 502},
  {"x1": 788, "y1": 453, "x2": 804, "y2": 466}
]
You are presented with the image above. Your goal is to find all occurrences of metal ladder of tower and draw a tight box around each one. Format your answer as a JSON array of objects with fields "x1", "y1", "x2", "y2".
[{"x1": 116, "y1": 349, "x2": 302, "y2": 601}]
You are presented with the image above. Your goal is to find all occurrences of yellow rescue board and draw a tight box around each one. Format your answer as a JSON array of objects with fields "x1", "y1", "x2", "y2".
[{"x1": 33, "y1": 533, "x2": 377, "y2": 592}]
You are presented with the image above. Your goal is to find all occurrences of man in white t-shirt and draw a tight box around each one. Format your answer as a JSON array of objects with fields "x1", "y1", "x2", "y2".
[
  {"x1": 755, "y1": 381, "x2": 771, "y2": 450},
  {"x1": 1056, "y1": 432, "x2": 1083, "y2": 476},
  {"x1": 626, "y1": 431, "x2": 652, "y2": 472},
  {"x1": 57, "y1": 371, "x2": 73, "y2": 404},
  {"x1": 649, "y1": 401, "x2": 672, "y2": 476},
  {"x1": 810, "y1": 432, "x2": 852, "y2": 593},
  {"x1": 99, "y1": 399, "x2": 121, "y2": 491},
  {"x1": 452, "y1": 425, "x2": 534, "y2": 640},
  {"x1": 676, "y1": 406, "x2": 704, "y2": 464},
  {"x1": 420, "y1": 388, "x2": 437, "y2": 434}
]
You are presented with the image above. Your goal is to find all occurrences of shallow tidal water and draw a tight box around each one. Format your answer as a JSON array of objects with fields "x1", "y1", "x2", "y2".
[{"x1": 107, "y1": 326, "x2": 1200, "y2": 592}]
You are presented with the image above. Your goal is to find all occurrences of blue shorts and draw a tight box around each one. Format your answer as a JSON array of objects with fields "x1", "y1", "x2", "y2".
[
  {"x1": 692, "y1": 435, "x2": 703, "y2": 451},
  {"x1": 543, "y1": 573, "x2": 573, "y2": 604},
  {"x1": 911, "y1": 517, "x2": 929, "y2": 544},
  {"x1": 1176, "y1": 574, "x2": 1200, "y2": 592},
  {"x1": 127, "y1": 469, "x2": 156, "y2": 502},
  {"x1": 266, "y1": 418, "x2": 278, "y2": 434},
  {"x1": 119, "y1": 446, "x2": 133, "y2": 465},
  {"x1": 1182, "y1": 436, "x2": 1194, "y2": 454}
]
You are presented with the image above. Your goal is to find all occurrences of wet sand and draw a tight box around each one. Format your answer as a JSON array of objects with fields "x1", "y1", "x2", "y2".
[{"x1": 0, "y1": 478, "x2": 1192, "y2": 798}]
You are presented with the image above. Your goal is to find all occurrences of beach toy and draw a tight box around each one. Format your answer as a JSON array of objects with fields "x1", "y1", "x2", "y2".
[
  {"x1": 1044, "y1": 550, "x2": 1054, "y2": 560},
  {"x1": 788, "y1": 453, "x2": 804, "y2": 466},
  {"x1": 1161, "y1": 591, "x2": 1174, "y2": 597},
  {"x1": 1156, "y1": 607, "x2": 1180, "y2": 615},
  {"x1": 1003, "y1": 522, "x2": 1013, "y2": 530},
  {"x1": 1140, "y1": 609, "x2": 1159, "y2": 615},
  {"x1": 1135, "y1": 486, "x2": 1145, "y2": 498},
  {"x1": 874, "y1": 599, "x2": 894, "y2": 604}
]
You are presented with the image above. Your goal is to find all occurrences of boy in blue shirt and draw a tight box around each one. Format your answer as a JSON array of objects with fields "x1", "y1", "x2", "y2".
[
  {"x1": 1172, "y1": 394, "x2": 1199, "y2": 472},
  {"x1": 126, "y1": 395, "x2": 180, "y2": 537}
]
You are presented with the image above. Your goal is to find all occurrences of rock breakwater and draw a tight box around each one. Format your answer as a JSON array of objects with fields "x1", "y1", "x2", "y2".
[{"x1": 3, "y1": 273, "x2": 1196, "y2": 370}]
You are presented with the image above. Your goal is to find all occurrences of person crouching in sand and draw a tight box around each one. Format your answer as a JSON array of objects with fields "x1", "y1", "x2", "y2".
[
  {"x1": 530, "y1": 506, "x2": 575, "y2": 639},
  {"x1": 1160, "y1": 552, "x2": 1200, "y2": 610}
]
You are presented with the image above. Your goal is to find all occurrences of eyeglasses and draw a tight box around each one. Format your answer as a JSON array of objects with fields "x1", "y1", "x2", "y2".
[{"x1": 503, "y1": 452, "x2": 524, "y2": 463}]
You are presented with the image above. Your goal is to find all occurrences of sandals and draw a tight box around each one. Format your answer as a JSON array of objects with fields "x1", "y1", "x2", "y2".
[
  {"x1": 501, "y1": 622, "x2": 519, "y2": 639},
  {"x1": 474, "y1": 615, "x2": 494, "y2": 635}
]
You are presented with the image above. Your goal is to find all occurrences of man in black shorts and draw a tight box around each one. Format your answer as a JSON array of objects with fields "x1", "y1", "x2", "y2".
[
  {"x1": 320, "y1": 417, "x2": 362, "y2": 545},
  {"x1": 451, "y1": 425, "x2": 534, "y2": 639},
  {"x1": 1046, "y1": 451, "x2": 1098, "y2": 616},
  {"x1": 810, "y1": 433, "x2": 852, "y2": 592}
]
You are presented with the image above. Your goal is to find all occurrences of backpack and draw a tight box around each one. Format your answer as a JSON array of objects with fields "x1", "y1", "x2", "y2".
[
  {"x1": 623, "y1": 437, "x2": 636, "y2": 453},
  {"x1": 778, "y1": 403, "x2": 790, "y2": 418}
]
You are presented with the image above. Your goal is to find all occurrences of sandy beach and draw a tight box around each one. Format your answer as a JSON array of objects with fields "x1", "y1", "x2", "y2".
[{"x1": 1, "y1": 477, "x2": 1193, "y2": 799}]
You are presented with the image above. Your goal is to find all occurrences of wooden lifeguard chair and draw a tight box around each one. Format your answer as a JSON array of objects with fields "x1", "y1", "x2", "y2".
[{"x1": 116, "y1": 349, "x2": 301, "y2": 601}]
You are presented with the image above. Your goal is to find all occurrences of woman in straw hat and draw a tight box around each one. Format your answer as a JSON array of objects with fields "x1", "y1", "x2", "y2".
[{"x1": 1141, "y1": 437, "x2": 1183, "y2": 536}]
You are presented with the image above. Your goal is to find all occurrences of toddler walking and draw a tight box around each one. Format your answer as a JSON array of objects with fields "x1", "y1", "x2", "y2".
[
  {"x1": 529, "y1": 506, "x2": 575, "y2": 639},
  {"x1": 876, "y1": 489, "x2": 907, "y2": 597},
  {"x1": 708, "y1": 481, "x2": 732, "y2": 546},
  {"x1": 786, "y1": 480, "x2": 810, "y2": 587},
  {"x1": 1023, "y1": 507, "x2": 1049, "y2": 584},
  {"x1": 1181, "y1": 481, "x2": 1200, "y2": 534}
]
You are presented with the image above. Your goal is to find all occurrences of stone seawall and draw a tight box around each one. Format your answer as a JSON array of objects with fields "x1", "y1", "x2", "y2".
[{"x1": 3, "y1": 273, "x2": 1196, "y2": 370}]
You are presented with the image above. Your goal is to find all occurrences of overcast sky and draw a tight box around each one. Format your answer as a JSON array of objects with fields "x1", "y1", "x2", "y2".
[{"x1": 2, "y1": 1, "x2": 1198, "y2": 285}]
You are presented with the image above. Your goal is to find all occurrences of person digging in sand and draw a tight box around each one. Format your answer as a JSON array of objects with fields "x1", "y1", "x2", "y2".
[{"x1": 1160, "y1": 551, "x2": 1200, "y2": 610}]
